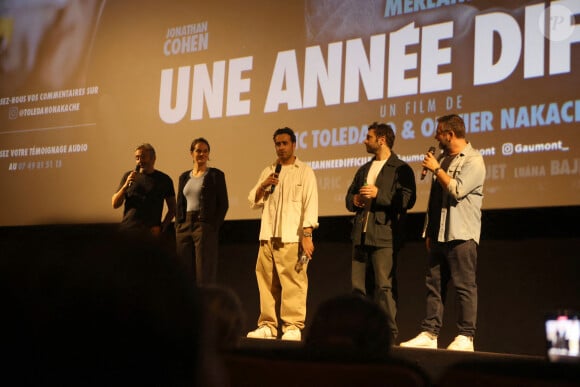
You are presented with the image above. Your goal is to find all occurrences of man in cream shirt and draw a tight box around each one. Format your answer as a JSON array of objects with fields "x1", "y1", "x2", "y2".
[{"x1": 246, "y1": 127, "x2": 319, "y2": 341}]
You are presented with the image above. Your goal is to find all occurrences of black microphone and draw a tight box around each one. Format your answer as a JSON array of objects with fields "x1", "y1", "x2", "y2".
[
  {"x1": 420, "y1": 146, "x2": 436, "y2": 180},
  {"x1": 271, "y1": 163, "x2": 282, "y2": 193},
  {"x1": 129, "y1": 164, "x2": 140, "y2": 187}
]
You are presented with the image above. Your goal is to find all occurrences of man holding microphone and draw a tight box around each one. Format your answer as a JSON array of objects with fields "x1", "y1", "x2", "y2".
[{"x1": 246, "y1": 127, "x2": 319, "y2": 341}]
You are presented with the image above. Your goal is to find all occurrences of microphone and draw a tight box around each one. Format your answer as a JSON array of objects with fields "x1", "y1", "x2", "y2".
[
  {"x1": 295, "y1": 251, "x2": 310, "y2": 273},
  {"x1": 270, "y1": 163, "x2": 282, "y2": 193},
  {"x1": 420, "y1": 146, "x2": 436, "y2": 180},
  {"x1": 129, "y1": 164, "x2": 140, "y2": 187}
]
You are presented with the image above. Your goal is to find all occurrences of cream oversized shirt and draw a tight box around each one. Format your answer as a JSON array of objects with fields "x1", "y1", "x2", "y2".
[{"x1": 249, "y1": 158, "x2": 319, "y2": 243}]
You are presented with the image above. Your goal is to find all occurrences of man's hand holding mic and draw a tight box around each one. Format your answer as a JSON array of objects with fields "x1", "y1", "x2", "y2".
[
  {"x1": 261, "y1": 172, "x2": 280, "y2": 193},
  {"x1": 301, "y1": 233, "x2": 314, "y2": 259},
  {"x1": 258, "y1": 173, "x2": 278, "y2": 196},
  {"x1": 359, "y1": 184, "x2": 377, "y2": 200},
  {"x1": 262, "y1": 164, "x2": 281, "y2": 193},
  {"x1": 269, "y1": 163, "x2": 282, "y2": 193},
  {"x1": 353, "y1": 183, "x2": 377, "y2": 208},
  {"x1": 353, "y1": 194, "x2": 366, "y2": 208},
  {"x1": 254, "y1": 164, "x2": 281, "y2": 202},
  {"x1": 127, "y1": 164, "x2": 141, "y2": 188},
  {"x1": 422, "y1": 149, "x2": 443, "y2": 180},
  {"x1": 112, "y1": 164, "x2": 140, "y2": 209},
  {"x1": 297, "y1": 228, "x2": 314, "y2": 273},
  {"x1": 420, "y1": 147, "x2": 437, "y2": 180}
]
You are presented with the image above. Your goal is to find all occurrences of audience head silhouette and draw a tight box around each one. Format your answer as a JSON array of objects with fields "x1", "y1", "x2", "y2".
[
  {"x1": 1, "y1": 229, "x2": 203, "y2": 386},
  {"x1": 305, "y1": 293, "x2": 392, "y2": 361},
  {"x1": 199, "y1": 285, "x2": 246, "y2": 351}
]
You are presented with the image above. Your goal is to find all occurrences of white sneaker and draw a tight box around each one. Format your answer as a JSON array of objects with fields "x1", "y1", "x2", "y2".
[
  {"x1": 399, "y1": 332, "x2": 438, "y2": 349},
  {"x1": 246, "y1": 326, "x2": 276, "y2": 339},
  {"x1": 281, "y1": 329, "x2": 301, "y2": 341},
  {"x1": 446, "y1": 335, "x2": 474, "y2": 352}
]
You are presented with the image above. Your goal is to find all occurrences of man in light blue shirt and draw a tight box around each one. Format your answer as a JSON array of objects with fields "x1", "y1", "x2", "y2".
[{"x1": 401, "y1": 114, "x2": 485, "y2": 352}]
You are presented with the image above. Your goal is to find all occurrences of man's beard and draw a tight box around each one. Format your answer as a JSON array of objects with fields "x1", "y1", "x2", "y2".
[{"x1": 366, "y1": 144, "x2": 378, "y2": 154}]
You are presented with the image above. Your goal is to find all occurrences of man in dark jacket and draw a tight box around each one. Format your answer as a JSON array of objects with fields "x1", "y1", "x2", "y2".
[{"x1": 345, "y1": 122, "x2": 416, "y2": 341}]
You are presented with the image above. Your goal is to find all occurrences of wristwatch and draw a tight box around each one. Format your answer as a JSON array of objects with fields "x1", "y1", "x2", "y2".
[
  {"x1": 303, "y1": 231, "x2": 313, "y2": 238},
  {"x1": 433, "y1": 167, "x2": 441, "y2": 175}
]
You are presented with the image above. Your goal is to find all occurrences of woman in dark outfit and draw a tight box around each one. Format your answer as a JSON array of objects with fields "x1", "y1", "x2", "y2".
[{"x1": 175, "y1": 138, "x2": 229, "y2": 285}]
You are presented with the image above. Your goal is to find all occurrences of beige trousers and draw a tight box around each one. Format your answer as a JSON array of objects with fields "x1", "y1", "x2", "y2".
[{"x1": 255, "y1": 239, "x2": 308, "y2": 336}]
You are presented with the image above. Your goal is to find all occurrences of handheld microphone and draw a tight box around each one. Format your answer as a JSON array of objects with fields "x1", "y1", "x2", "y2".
[
  {"x1": 271, "y1": 163, "x2": 282, "y2": 193},
  {"x1": 420, "y1": 146, "x2": 437, "y2": 180},
  {"x1": 129, "y1": 164, "x2": 140, "y2": 187},
  {"x1": 295, "y1": 252, "x2": 310, "y2": 273}
]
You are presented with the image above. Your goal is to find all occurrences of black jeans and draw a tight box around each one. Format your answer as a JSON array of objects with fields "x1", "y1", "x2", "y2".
[
  {"x1": 351, "y1": 244, "x2": 398, "y2": 339},
  {"x1": 421, "y1": 239, "x2": 478, "y2": 337}
]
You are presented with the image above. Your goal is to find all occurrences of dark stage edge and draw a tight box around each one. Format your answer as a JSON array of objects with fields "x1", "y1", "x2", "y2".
[
  {"x1": 235, "y1": 337, "x2": 547, "y2": 383},
  {"x1": 391, "y1": 346, "x2": 544, "y2": 382}
]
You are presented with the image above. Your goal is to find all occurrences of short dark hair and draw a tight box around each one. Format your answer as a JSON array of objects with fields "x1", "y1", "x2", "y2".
[
  {"x1": 190, "y1": 137, "x2": 210, "y2": 152},
  {"x1": 368, "y1": 122, "x2": 395, "y2": 149},
  {"x1": 305, "y1": 293, "x2": 392, "y2": 361},
  {"x1": 273, "y1": 127, "x2": 296, "y2": 143},
  {"x1": 135, "y1": 143, "x2": 156, "y2": 159},
  {"x1": 437, "y1": 114, "x2": 466, "y2": 139}
]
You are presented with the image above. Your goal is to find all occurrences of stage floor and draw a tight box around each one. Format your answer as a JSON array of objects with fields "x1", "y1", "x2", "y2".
[{"x1": 391, "y1": 345, "x2": 545, "y2": 381}]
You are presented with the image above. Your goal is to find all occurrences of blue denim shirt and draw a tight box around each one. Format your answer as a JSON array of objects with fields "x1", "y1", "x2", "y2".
[{"x1": 422, "y1": 142, "x2": 485, "y2": 244}]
